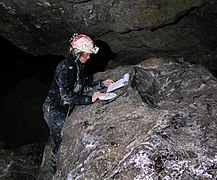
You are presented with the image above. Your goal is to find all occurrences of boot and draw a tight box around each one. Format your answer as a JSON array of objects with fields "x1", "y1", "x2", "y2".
[{"x1": 48, "y1": 149, "x2": 57, "y2": 174}]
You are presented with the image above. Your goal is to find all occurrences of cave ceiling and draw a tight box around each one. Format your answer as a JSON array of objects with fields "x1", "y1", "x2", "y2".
[{"x1": 0, "y1": 0, "x2": 216, "y2": 71}]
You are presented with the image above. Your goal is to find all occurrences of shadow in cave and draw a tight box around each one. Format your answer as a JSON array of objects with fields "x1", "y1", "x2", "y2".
[
  {"x1": 0, "y1": 36, "x2": 114, "y2": 149},
  {"x1": 85, "y1": 39, "x2": 116, "y2": 76},
  {"x1": 0, "y1": 36, "x2": 63, "y2": 148}
]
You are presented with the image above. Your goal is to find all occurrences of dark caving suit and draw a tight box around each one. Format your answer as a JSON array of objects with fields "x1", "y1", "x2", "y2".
[{"x1": 43, "y1": 54, "x2": 104, "y2": 153}]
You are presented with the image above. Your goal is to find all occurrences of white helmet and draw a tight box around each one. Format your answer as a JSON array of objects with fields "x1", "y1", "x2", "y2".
[{"x1": 70, "y1": 33, "x2": 99, "y2": 54}]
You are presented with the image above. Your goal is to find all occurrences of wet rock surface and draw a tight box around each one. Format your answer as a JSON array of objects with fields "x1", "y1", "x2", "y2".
[{"x1": 53, "y1": 57, "x2": 217, "y2": 179}]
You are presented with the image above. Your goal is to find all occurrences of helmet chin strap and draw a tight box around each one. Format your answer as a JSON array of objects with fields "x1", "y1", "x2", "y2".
[
  {"x1": 75, "y1": 53, "x2": 81, "y2": 62},
  {"x1": 72, "y1": 48, "x2": 82, "y2": 62},
  {"x1": 74, "y1": 52, "x2": 82, "y2": 82}
]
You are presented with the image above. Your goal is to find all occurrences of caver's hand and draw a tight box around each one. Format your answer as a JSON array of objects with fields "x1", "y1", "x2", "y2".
[
  {"x1": 92, "y1": 92, "x2": 105, "y2": 102},
  {"x1": 103, "y1": 79, "x2": 114, "y2": 87}
]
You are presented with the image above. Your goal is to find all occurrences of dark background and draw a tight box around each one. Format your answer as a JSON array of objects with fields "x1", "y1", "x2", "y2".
[{"x1": 0, "y1": 36, "x2": 113, "y2": 148}]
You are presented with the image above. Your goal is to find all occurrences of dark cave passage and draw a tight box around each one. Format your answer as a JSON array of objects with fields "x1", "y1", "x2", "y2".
[
  {"x1": 0, "y1": 36, "x2": 113, "y2": 148},
  {"x1": 0, "y1": 36, "x2": 63, "y2": 148}
]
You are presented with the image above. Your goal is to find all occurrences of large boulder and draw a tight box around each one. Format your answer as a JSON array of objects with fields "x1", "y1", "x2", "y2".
[{"x1": 53, "y1": 57, "x2": 217, "y2": 179}]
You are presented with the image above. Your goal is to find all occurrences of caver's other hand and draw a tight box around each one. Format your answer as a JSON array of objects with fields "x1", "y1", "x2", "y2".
[
  {"x1": 103, "y1": 79, "x2": 114, "y2": 87},
  {"x1": 92, "y1": 92, "x2": 105, "y2": 102}
]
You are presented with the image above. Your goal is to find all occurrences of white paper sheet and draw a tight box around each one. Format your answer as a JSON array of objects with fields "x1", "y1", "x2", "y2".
[{"x1": 107, "y1": 73, "x2": 130, "y2": 93}]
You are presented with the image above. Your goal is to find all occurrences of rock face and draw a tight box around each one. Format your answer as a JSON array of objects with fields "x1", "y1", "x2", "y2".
[
  {"x1": 1, "y1": 0, "x2": 217, "y2": 72},
  {"x1": 53, "y1": 57, "x2": 217, "y2": 179}
]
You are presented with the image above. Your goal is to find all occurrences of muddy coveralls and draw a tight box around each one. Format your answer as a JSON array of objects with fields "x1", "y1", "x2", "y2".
[{"x1": 42, "y1": 54, "x2": 104, "y2": 154}]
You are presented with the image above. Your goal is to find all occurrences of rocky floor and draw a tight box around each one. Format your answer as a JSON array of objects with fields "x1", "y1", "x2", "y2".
[{"x1": 0, "y1": 142, "x2": 44, "y2": 180}]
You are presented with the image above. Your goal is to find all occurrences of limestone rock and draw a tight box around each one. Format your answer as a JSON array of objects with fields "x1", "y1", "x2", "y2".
[{"x1": 55, "y1": 57, "x2": 217, "y2": 179}]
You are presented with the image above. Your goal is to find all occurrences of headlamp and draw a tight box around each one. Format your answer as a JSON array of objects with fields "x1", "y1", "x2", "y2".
[{"x1": 92, "y1": 46, "x2": 99, "y2": 54}]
